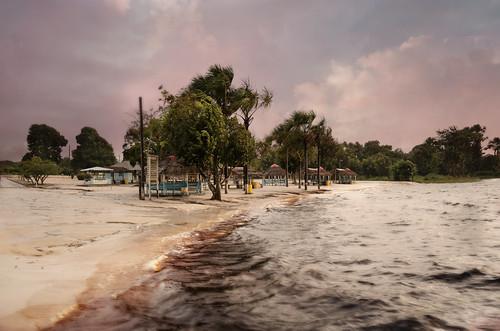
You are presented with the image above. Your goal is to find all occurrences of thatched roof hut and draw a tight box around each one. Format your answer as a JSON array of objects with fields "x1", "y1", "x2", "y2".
[
  {"x1": 335, "y1": 168, "x2": 357, "y2": 184},
  {"x1": 231, "y1": 166, "x2": 262, "y2": 179},
  {"x1": 307, "y1": 166, "x2": 331, "y2": 177},
  {"x1": 265, "y1": 164, "x2": 286, "y2": 178},
  {"x1": 159, "y1": 155, "x2": 198, "y2": 179},
  {"x1": 109, "y1": 160, "x2": 140, "y2": 172}
]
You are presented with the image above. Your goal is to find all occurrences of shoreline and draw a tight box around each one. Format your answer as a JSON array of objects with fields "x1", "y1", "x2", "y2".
[{"x1": 0, "y1": 176, "x2": 320, "y2": 331}]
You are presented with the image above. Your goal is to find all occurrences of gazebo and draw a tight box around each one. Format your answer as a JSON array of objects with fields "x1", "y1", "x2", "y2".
[
  {"x1": 158, "y1": 155, "x2": 202, "y2": 195},
  {"x1": 80, "y1": 167, "x2": 114, "y2": 185},
  {"x1": 334, "y1": 168, "x2": 357, "y2": 184},
  {"x1": 230, "y1": 167, "x2": 262, "y2": 189},
  {"x1": 263, "y1": 164, "x2": 287, "y2": 186},
  {"x1": 307, "y1": 167, "x2": 332, "y2": 185}
]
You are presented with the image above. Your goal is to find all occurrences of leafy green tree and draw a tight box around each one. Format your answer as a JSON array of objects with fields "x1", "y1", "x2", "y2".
[
  {"x1": 487, "y1": 137, "x2": 500, "y2": 157},
  {"x1": 123, "y1": 114, "x2": 166, "y2": 166},
  {"x1": 392, "y1": 160, "x2": 416, "y2": 181},
  {"x1": 362, "y1": 152, "x2": 392, "y2": 178},
  {"x1": 21, "y1": 156, "x2": 60, "y2": 186},
  {"x1": 22, "y1": 124, "x2": 67, "y2": 162},
  {"x1": 409, "y1": 138, "x2": 442, "y2": 176},
  {"x1": 436, "y1": 124, "x2": 486, "y2": 176},
  {"x1": 163, "y1": 92, "x2": 228, "y2": 200},
  {"x1": 187, "y1": 65, "x2": 244, "y2": 194},
  {"x1": 72, "y1": 127, "x2": 116, "y2": 170},
  {"x1": 59, "y1": 157, "x2": 73, "y2": 176},
  {"x1": 223, "y1": 118, "x2": 256, "y2": 169}
]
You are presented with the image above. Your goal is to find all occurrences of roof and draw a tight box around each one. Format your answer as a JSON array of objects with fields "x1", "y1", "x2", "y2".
[
  {"x1": 159, "y1": 155, "x2": 198, "y2": 177},
  {"x1": 307, "y1": 167, "x2": 331, "y2": 176},
  {"x1": 231, "y1": 166, "x2": 262, "y2": 177},
  {"x1": 80, "y1": 166, "x2": 114, "y2": 172},
  {"x1": 264, "y1": 164, "x2": 286, "y2": 177},
  {"x1": 336, "y1": 168, "x2": 357, "y2": 176},
  {"x1": 109, "y1": 160, "x2": 137, "y2": 172}
]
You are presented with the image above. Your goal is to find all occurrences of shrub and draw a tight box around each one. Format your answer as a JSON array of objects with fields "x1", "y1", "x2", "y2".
[
  {"x1": 21, "y1": 157, "x2": 60, "y2": 186},
  {"x1": 391, "y1": 160, "x2": 416, "y2": 181},
  {"x1": 76, "y1": 172, "x2": 92, "y2": 181}
]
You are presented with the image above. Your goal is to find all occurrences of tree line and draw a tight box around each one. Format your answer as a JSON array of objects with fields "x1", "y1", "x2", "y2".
[
  {"x1": 3, "y1": 124, "x2": 116, "y2": 185},
  {"x1": 2, "y1": 64, "x2": 499, "y2": 192}
]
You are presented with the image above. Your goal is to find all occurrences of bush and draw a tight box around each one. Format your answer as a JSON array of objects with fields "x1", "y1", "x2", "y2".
[
  {"x1": 21, "y1": 157, "x2": 60, "y2": 186},
  {"x1": 391, "y1": 160, "x2": 416, "y2": 181},
  {"x1": 76, "y1": 172, "x2": 92, "y2": 181}
]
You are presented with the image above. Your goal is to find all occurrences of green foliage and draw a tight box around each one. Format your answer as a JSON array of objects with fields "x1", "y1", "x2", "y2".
[
  {"x1": 487, "y1": 137, "x2": 500, "y2": 157},
  {"x1": 123, "y1": 115, "x2": 166, "y2": 166},
  {"x1": 72, "y1": 127, "x2": 116, "y2": 170},
  {"x1": 224, "y1": 118, "x2": 255, "y2": 167},
  {"x1": 409, "y1": 138, "x2": 442, "y2": 176},
  {"x1": 163, "y1": 92, "x2": 227, "y2": 200},
  {"x1": 391, "y1": 160, "x2": 416, "y2": 181},
  {"x1": 23, "y1": 124, "x2": 67, "y2": 163},
  {"x1": 413, "y1": 174, "x2": 480, "y2": 183},
  {"x1": 21, "y1": 156, "x2": 60, "y2": 186},
  {"x1": 436, "y1": 124, "x2": 486, "y2": 176},
  {"x1": 76, "y1": 172, "x2": 92, "y2": 181},
  {"x1": 362, "y1": 153, "x2": 392, "y2": 178},
  {"x1": 0, "y1": 160, "x2": 21, "y2": 175},
  {"x1": 58, "y1": 157, "x2": 73, "y2": 176}
]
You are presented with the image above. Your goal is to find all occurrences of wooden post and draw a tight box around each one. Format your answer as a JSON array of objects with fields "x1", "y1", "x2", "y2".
[
  {"x1": 317, "y1": 140, "x2": 320, "y2": 190},
  {"x1": 139, "y1": 97, "x2": 145, "y2": 200},
  {"x1": 285, "y1": 148, "x2": 289, "y2": 187},
  {"x1": 147, "y1": 155, "x2": 151, "y2": 200}
]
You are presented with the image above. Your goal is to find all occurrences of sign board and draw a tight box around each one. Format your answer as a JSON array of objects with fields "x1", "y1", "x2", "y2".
[{"x1": 147, "y1": 155, "x2": 159, "y2": 199}]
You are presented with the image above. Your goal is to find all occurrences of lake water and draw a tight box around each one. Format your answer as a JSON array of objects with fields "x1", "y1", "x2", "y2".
[{"x1": 49, "y1": 180, "x2": 500, "y2": 331}]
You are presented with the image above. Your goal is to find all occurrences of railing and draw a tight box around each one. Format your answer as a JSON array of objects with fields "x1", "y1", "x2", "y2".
[
  {"x1": 263, "y1": 178, "x2": 286, "y2": 186},
  {"x1": 147, "y1": 181, "x2": 203, "y2": 196}
]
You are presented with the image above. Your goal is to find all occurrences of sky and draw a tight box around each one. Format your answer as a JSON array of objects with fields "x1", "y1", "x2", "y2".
[{"x1": 1, "y1": 0, "x2": 500, "y2": 161}]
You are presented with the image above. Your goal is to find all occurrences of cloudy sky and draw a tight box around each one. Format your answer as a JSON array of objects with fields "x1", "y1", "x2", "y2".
[{"x1": 1, "y1": 0, "x2": 500, "y2": 160}]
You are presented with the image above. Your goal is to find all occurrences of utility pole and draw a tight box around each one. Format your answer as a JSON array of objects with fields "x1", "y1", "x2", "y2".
[
  {"x1": 317, "y1": 142, "x2": 320, "y2": 190},
  {"x1": 139, "y1": 97, "x2": 145, "y2": 200}
]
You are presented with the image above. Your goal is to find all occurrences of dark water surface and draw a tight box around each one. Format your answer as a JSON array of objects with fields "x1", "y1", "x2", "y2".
[{"x1": 50, "y1": 180, "x2": 500, "y2": 330}]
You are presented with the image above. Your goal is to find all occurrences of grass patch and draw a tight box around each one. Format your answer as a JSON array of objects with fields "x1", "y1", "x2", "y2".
[{"x1": 413, "y1": 174, "x2": 480, "y2": 183}]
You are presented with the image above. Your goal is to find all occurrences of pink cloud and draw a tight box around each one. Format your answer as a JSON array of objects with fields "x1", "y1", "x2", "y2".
[{"x1": 294, "y1": 36, "x2": 500, "y2": 150}]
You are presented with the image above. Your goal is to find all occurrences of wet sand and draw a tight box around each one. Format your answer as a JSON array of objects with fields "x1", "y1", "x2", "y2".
[
  {"x1": 45, "y1": 179, "x2": 500, "y2": 331},
  {"x1": 0, "y1": 176, "x2": 344, "y2": 331}
]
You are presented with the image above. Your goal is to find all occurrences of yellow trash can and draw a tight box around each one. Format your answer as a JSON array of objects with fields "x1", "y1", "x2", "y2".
[{"x1": 246, "y1": 183, "x2": 253, "y2": 194}]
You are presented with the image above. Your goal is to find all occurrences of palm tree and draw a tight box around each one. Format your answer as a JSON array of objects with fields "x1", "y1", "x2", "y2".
[
  {"x1": 236, "y1": 80, "x2": 273, "y2": 193},
  {"x1": 487, "y1": 137, "x2": 500, "y2": 157},
  {"x1": 311, "y1": 118, "x2": 327, "y2": 190},
  {"x1": 188, "y1": 65, "x2": 242, "y2": 194},
  {"x1": 271, "y1": 120, "x2": 294, "y2": 187},
  {"x1": 289, "y1": 111, "x2": 316, "y2": 190}
]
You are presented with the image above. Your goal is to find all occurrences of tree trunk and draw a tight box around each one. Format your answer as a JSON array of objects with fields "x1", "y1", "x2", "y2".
[
  {"x1": 298, "y1": 159, "x2": 302, "y2": 189},
  {"x1": 304, "y1": 142, "x2": 308, "y2": 190},
  {"x1": 211, "y1": 172, "x2": 222, "y2": 201},
  {"x1": 243, "y1": 119, "x2": 250, "y2": 194},
  {"x1": 224, "y1": 164, "x2": 228, "y2": 194},
  {"x1": 285, "y1": 148, "x2": 289, "y2": 187},
  {"x1": 243, "y1": 164, "x2": 248, "y2": 194}
]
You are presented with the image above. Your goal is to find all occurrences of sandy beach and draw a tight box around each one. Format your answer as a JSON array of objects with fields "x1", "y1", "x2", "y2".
[{"x1": 0, "y1": 176, "x2": 365, "y2": 331}]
